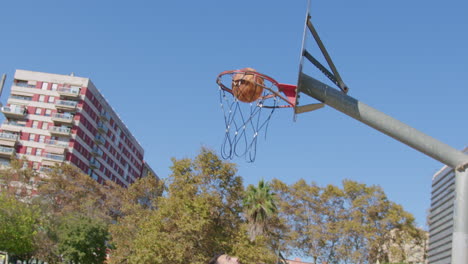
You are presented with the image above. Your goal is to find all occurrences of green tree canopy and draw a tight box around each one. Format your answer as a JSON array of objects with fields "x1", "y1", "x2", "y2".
[
  {"x1": 271, "y1": 178, "x2": 426, "y2": 264},
  {"x1": 0, "y1": 193, "x2": 40, "y2": 260},
  {"x1": 57, "y1": 213, "x2": 109, "y2": 264},
  {"x1": 110, "y1": 148, "x2": 277, "y2": 264}
]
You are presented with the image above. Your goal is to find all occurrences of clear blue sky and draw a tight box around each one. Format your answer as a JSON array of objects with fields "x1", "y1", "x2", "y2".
[{"x1": 1, "y1": 0, "x2": 467, "y2": 231}]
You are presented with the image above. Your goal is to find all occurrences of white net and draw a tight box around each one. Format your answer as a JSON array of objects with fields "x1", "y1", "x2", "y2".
[
  {"x1": 218, "y1": 87, "x2": 278, "y2": 162},
  {"x1": 217, "y1": 71, "x2": 286, "y2": 162}
]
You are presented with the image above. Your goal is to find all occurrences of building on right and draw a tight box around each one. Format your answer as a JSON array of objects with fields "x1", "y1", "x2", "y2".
[{"x1": 428, "y1": 147, "x2": 467, "y2": 264}]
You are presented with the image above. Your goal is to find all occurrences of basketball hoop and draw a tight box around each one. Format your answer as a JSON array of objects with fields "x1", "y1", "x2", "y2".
[{"x1": 216, "y1": 69, "x2": 297, "y2": 162}]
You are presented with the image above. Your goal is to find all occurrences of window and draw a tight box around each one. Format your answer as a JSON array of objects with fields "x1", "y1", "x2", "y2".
[
  {"x1": 51, "y1": 83, "x2": 58, "y2": 91},
  {"x1": 39, "y1": 135, "x2": 45, "y2": 143},
  {"x1": 48, "y1": 96, "x2": 55, "y2": 103},
  {"x1": 38, "y1": 95, "x2": 45, "y2": 102},
  {"x1": 35, "y1": 108, "x2": 42, "y2": 115},
  {"x1": 42, "y1": 122, "x2": 49, "y2": 130},
  {"x1": 29, "y1": 134, "x2": 36, "y2": 141},
  {"x1": 45, "y1": 109, "x2": 52, "y2": 116},
  {"x1": 33, "y1": 162, "x2": 39, "y2": 170},
  {"x1": 42, "y1": 82, "x2": 49, "y2": 90},
  {"x1": 32, "y1": 121, "x2": 39, "y2": 128},
  {"x1": 26, "y1": 147, "x2": 32, "y2": 155}
]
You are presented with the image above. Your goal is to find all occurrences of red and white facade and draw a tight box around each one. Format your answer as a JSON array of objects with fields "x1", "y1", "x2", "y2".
[{"x1": 0, "y1": 69, "x2": 156, "y2": 187}]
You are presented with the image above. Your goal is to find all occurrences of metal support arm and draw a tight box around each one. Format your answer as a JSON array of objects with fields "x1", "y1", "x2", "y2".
[
  {"x1": 298, "y1": 72, "x2": 468, "y2": 264},
  {"x1": 298, "y1": 73, "x2": 468, "y2": 170}
]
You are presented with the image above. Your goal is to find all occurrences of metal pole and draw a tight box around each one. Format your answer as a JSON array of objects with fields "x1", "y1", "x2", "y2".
[
  {"x1": 298, "y1": 73, "x2": 468, "y2": 264},
  {"x1": 298, "y1": 73, "x2": 468, "y2": 170},
  {"x1": 0, "y1": 74, "x2": 5, "y2": 93},
  {"x1": 0, "y1": 74, "x2": 5, "y2": 108},
  {"x1": 452, "y1": 169, "x2": 468, "y2": 263}
]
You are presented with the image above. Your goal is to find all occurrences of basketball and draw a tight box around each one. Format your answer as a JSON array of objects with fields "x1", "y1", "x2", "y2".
[{"x1": 232, "y1": 68, "x2": 264, "y2": 103}]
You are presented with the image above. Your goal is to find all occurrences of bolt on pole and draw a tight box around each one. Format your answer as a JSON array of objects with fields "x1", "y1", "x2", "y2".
[{"x1": 298, "y1": 72, "x2": 468, "y2": 263}]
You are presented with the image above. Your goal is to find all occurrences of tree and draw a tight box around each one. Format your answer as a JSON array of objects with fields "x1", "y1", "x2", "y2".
[
  {"x1": 0, "y1": 157, "x2": 39, "y2": 200},
  {"x1": 110, "y1": 148, "x2": 277, "y2": 264},
  {"x1": 107, "y1": 174, "x2": 163, "y2": 263},
  {"x1": 57, "y1": 213, "x2": 109, "y2": 264},
  {"x1": 31, "y1": 165, "x2": 112, "y2": 263},
  {"x1": 0, "y1": 193, "x2": 40, "y2": 261},
  {"x1": 38, "y1": 165, "x2": 110, "y2": 220},
  {"x1": 271, "y1": 179, "x2": 425, "y2": 264},
  {"x1": 243, "y1": 179, "x2": 277, "y2": 241},
  {"x1": 339, "y1": 180, "x2": 425, "y2": 264},
  {"x1": 271, "y1": 178, "x2": 326, "y2": 263},
  {"x1": 0, "y1": 161, "x2": 169, "y2": 263}
]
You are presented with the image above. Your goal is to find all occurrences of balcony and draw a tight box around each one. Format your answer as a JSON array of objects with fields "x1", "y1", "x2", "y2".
[
  {"x1": 57, "y1": 86, "x2": 80, "y2": 98},
  {"x1": 11, "y1": 95, "x2": 33, "y2": 101},
  {"x1": 91, "y1": 147, "x2": 103, "y2": 157},
  {"x1": 94, "y1": 135, "x2": 105, "y2": 145},
  {"x1": 44, "y1": 143, "x2": 68, "y2": 155},
  {"x1": 51, "y1": 113, "x2": 74, "y2": 124},
  {"x1": 39, "y1": 166, "x2": 54, "y2": 174},
  {"x1": 55, "y1": 100, "x2": 78, "y2": 111},
  {"x1": 100, "y1": 111, "x2": 111, "y2": 122},
  {"x1": 0, "y1": 132, "x2": 19, "y2": 147},
  {"x1": 1, "y1": 121, "x2": 26, "y2": 133},
  {"x1": 43, "y1": 153, "x2": 65, "y2": 161},
  {"x1": 49, "y1": 126, "x2": 71, "y2": 136},
  {"x1": 45, "y1": 139, "x2": 69, "y2": 148},
  {"x1": 1, "y1": 106, "x2": 27, "y2": 119},
  {"x1": 0, "y1": 146, "x2": 15, "y2": 157},
  {"x1": 42, "y1": 153, "x2": 65, "y2": 167},
  {"x1": 97, "y1": 123, "x2": 108, "y2": 134},
  {"x1": 44, "y1": 139, "x2": 69, "y2": 155},
  {"x1": 89, "y1": 160, "x2": 100, "y2": 170},
  {"x1": 15, "y1": 80, "x2": 36, "y2": 88}
]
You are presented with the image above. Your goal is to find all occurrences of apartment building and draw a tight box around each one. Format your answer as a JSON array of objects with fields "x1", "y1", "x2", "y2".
[
  {"x1": 0, "y1": 69, "x2": 156, "y2": 187},
  {"x1": 427, "y1": 147, "x2": 467, "y2": 264}
]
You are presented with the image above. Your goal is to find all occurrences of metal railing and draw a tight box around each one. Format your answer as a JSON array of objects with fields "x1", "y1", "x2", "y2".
[
  {"x1": 0, "y1": 132, "x2": 18, "y2": 141},
  {"x1": 43, "y1": 153, "x2": 65, "y2": 161},
  {"x1": 49, "y1": 126, "x2": 71, "y2": 134},
  {"x1": 100, "y1": 111, "x2": 111, "y2": 121},
  {"x1": 90, "y1": 160, "x2": 100, "y2": 169},
  {"x1": 0, "y1": 146, "x2": 15, "y2": 154},
  {"x1": 52, "y1": 113, "x2": 74, "y2": 121},
  {"x1": 92, "y1": 147, "x2": 104, "y2": 156},
  {"x1": 3, "y1": 121, "x2": 26, "y2": 127},
  {"x1": 45, "y1": 139, "x2": 69, "y2": 147},
  {"x1": 39, "y1": 166, "x2": 54, "y2": 173},
  {"x1": 1, "y1": 106, "x2": 26, "y2": 114},
  {"x1": 57, "y1": 87, "x2": 80, "y2": 95},
  {"x1": 15, "y1": 82, "x2": 35, "y2": 88},
  {"x1": 97, "y1": 123, "x2": 109, "y2": 133},
  {"x1": 10, "y1": 95, "x2": 33, "y2": 101},
  {"x1": 94, "y1": 135, "x2": 105, "y2": 145},
  {"x1": 56, "y1": 100, "x2": 78, "y2": 108}
]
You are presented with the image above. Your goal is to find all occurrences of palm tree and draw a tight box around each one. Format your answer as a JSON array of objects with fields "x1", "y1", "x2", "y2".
[{"x1": 243, "y1": 179, "x2": 277, "y2": 242}]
